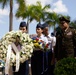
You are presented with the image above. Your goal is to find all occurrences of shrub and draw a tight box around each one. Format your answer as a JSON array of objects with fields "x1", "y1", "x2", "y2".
[{"x1": 54, "y1": 57, "x2": 76, "y2": 75}]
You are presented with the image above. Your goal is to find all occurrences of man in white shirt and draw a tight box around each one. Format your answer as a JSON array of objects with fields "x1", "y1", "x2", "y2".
[{"x1": 42, "y1": 23, "x2": 56, "y2": 75}]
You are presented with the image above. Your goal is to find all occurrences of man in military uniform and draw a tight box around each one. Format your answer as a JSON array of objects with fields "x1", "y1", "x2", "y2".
[
  {"x1": 31, "y1": 23, "x2": 48, "y2": 75},
  {"x1": 54, "y1": 16, "x2": 76, "y2": 61},
  {"x1": 42, "y1": 23, "x2": 56, "y2": 75},
  {"x1": 13, "y1": 22, "x2": 29, "y2": 75}
]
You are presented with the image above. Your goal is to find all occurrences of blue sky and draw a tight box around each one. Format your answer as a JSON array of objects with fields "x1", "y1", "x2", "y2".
[{"x1": 0, "y1": 0, "x2": 76, "y2": 39}]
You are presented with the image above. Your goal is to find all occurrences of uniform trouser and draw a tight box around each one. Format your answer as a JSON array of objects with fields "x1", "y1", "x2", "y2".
[
  {"x1": 31, "y1": 50, "x2": 44, "y2": 75},
  {"x1": 43, "y1": 51, "x2": 48, "y2": 75},
  {"x1": 44, "y1": 50, "x2": 55, "y2": 75},
  {"x1": 47, "y1": 51, "x2": 54, "y2": 75},
  {"x1": 74, "y1": 48, "x2": 76, "y2": 57},
  {"x1": 13, "y1": 60, "x2": 29, "y2": 75}
]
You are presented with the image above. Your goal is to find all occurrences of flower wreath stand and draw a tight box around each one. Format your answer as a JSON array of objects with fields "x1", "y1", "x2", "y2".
[{"x1": 0, "y1": 30, "x2": 34, "y2": 75}]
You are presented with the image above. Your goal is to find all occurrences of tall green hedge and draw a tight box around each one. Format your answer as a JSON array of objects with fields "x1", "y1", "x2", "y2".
[{"x1": 54, "y1": 57, "x2": 76, "y2": 75}]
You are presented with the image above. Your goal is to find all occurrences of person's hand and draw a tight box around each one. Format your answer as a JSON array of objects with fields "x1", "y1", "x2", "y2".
[
  {"x1": 51, "y1": 58, "x2": 55, "y2": 65},
  {"x1": 55, "y1": 58, "x2": 58, "y2": 64},
  {"x1": 51, "y1": 53, "x2": 55, "y2": 65}
]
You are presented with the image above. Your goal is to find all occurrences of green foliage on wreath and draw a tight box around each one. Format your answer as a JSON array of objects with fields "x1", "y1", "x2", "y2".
[{"x1": 54, "y1": 57, "x2": 76, "y2": 75}]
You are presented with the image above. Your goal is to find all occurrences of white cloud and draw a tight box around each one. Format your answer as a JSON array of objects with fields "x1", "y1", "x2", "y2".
[
  {"x1": 16, "y1": 17, "x2": 23, "y2": 22},
  {"x1": 52, "y1": 0, "x2": 68, "y2": 13},
  {"x1": 0, "y1": 9, "x2": 9, "y2": 16},
  {"x1": 26, "y1": 0, "x2": 53, "y2": 7},
  {"x1": 25, "y1": 0, "x2": 68, "y2": 14},
  {"x1": 46, "y1": 9, "x2": 53, "y2": 13}
]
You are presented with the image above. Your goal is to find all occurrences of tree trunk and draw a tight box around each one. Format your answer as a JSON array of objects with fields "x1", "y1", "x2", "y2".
[
  {"x1": 9, "y1": 0, "x2": 13, "y2": 31},
  {"x1": 27, "y1": 17, "x2": 30, "y2": 33},
  {"x1": 27, "y1": 21, "x2": 29, "y2": 33}
]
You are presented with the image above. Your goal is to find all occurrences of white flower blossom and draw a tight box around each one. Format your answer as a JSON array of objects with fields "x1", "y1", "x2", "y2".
[{"x1": 0, "y1": 30, "x2": 34, "y2": 66}]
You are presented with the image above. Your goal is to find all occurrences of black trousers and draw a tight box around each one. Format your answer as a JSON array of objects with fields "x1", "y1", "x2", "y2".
[
  {"x1": 43, "y1": 51, "x2": 48, "y2": 75},
  {"x1": 44, "y1": 50, "x2": 55, "y2": 75},
  {"x1": 47, "y1": 51, "x2": 55, "y2": 75},
  {"x1": 31, "y1": 50, "x2": 44, "y2": 75},
  {"x1": 13, "y1": 60, "x2": 29, "y2": 75}
]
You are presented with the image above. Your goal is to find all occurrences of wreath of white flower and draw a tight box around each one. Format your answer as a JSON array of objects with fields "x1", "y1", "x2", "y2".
[{"x1": 0, "y1": 30, "x2": 34, "y2": 66}]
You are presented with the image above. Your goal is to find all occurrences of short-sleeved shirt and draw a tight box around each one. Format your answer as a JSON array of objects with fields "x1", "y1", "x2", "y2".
[
  {"x1": 37, "y1": 34, "x2": 48, "y2": 44},
  {"x1": 45, "y1": 34, "x2": 56, "y2": 51}
]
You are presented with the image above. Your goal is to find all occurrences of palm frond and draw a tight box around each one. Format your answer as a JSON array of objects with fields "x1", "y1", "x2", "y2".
[{"x1": 0, "y1": 0, "x2": 9, "y2": 8}]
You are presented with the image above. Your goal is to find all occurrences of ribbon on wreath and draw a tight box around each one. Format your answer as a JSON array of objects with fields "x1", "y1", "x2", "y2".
[{"x1": 5, "y1": 43, "x2": 20, "y2": 75}]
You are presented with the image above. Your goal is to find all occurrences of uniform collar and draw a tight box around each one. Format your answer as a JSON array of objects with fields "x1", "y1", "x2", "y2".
[
  {"x1": 65, "y1": 26, "x2": 69, "y2": 32},
  {"x1": 37, "y1": 34, "x2": 44, "y2": 38},
  {"x1": 46, "y1": 34, "x2": 51, "y2": 38}
]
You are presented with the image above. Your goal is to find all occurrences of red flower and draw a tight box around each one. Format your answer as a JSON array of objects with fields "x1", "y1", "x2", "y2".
[
  {"x1": 45, "y1": 44, "x2": 49, "y2": 48},
  {"x1": 36, "y1": 38, "x2": 39, "y2": 41},
  {"x1": 40, "y1": 40, "x2": 44, "y2": 43}
]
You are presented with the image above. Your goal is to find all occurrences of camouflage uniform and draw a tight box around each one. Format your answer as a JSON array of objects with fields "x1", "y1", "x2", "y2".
[{"x1": 55, "y1": 27, "x2": 76, "y2": 60}]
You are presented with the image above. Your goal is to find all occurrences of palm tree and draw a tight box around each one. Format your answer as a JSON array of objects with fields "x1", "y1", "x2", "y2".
[
  {"x1": 45, "y1": 12, "x2": 59, "y2": 28},
  {"x1": 30, "y1": 1, "x2": 50, "y2": 23},
  {"x1": 15, "y1": 1, "x2": 50, "y2": 33},
  {"x1": 15, "y1": 4, "x2": 34, "y2": 33},
  {"x1": 0, "y1": 0, "x2": 26, "y2": 31},
  {"x1": 70, "y1": 20, "x2": 76, "y2": 29}
]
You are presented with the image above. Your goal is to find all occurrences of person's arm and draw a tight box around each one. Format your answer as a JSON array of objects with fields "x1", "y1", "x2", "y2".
[
  {"x1": 54, "y1": 35, "x2": 59, "y2": 63},
  {"x1": 73, "y1": 29, "x2": 76, "y2": 58},
  {"x1": 44, "y1": 36, "x2": 48, "y2": 44},
  {"x1": 52, "y1": 36, "x2": 56, "y2": 53},
  {"x1": 51, "y1": 36, "x2": 56, "y2": 65}
]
